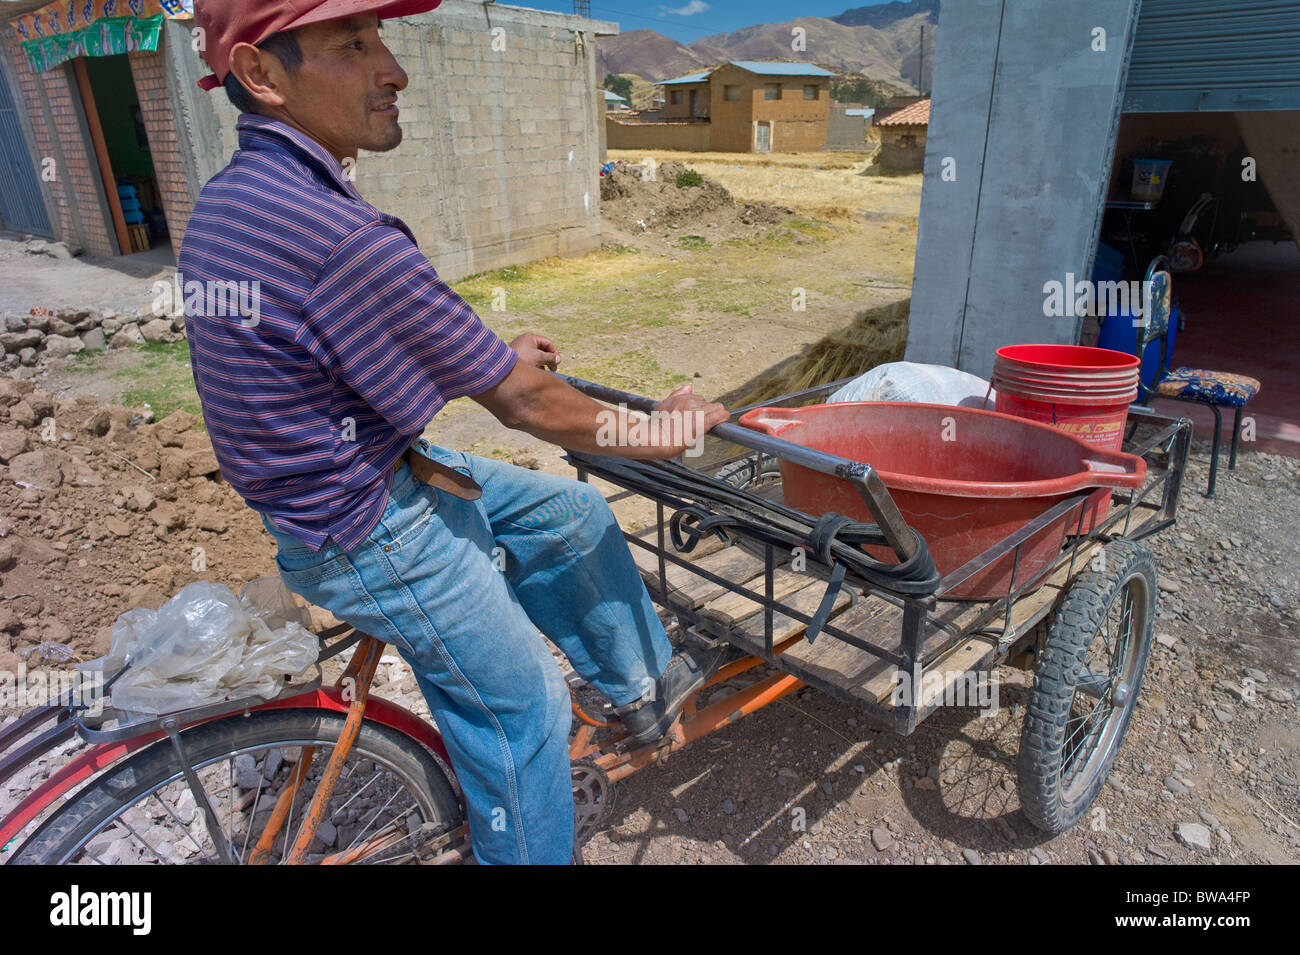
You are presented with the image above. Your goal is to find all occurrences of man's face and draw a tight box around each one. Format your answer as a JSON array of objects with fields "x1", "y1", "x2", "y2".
[{"x1": 267, "y1": 14, "x2": 409, "y2": 160}]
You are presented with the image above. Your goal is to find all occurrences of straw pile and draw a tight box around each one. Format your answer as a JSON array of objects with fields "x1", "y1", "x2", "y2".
[{"x1": 737, "y1": 299, "x2": 910, "y2": 407}]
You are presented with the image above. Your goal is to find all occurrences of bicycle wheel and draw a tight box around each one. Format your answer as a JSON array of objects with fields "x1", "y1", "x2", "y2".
[
  {"x1": 1018, "y1": 540, "x2": 1156, "y2": 833},
  {"x1": 10, "y1": 709, "x2": 463, "y2": 865}
]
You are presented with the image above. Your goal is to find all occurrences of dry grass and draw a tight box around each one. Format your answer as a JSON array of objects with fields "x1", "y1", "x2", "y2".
[
  {"x1": 608, "y1": 148, "x2": 874, "y2": 170},
  {"x1": 608, "y1": 147, "x2": 921, "y2": 217},
  {"x1": 735, "y1": 299, "x2": 911, "y2": 407}
]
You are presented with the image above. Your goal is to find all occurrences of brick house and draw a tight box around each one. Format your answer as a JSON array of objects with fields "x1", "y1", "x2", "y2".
[
  {"x1": 876, "y1": 98, "x2": 930, "y2": 172},
  {"x1": 2, "y1": 1, "x2": 197, "y2": 259},
  {"x1": 608, "y1": 61, "x2": 836, "y2": 153},
  {"x1": 0, "y1": 0, "x2": 617, "y2": 281}
]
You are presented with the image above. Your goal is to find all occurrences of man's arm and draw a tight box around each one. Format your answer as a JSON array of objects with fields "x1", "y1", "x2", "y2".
[{"x1": 473, "y1": 358, "x2": 727, "y2": 459}]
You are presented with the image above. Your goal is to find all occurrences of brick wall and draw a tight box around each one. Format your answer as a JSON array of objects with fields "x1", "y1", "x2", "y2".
[
  {"x1": 706, "y1": 71, "x2": 751, "y2": 153},
  {"x1": 5, "y1": 34, "x2": 115, "y2": 256},
  {"x1": 715, "y1": 66, "x2": 830, "y2": 153},
  {"x1": 880, "y1": 125, "x2": 927, "y2": 172},
  {"x1": 129, "y1": 49, "x2": 193, "y2": 258},
  {"x1": 605, "y1": 117, "x2": 712, "y2": 152},
  {"x1": 663, "y1": 83, "x2": 709, "y2": 120},
  {"x1": 612, "y1": 67, "x2": 831, "y2": 153}
]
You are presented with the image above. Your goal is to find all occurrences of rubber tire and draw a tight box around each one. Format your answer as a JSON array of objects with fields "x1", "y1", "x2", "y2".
[
  {"x1": 10, "y1": 709, "x2": 463, "y2": 865},
  {"x1": 1017, "y1": 540, "x2": 1156, "y2": 834}
]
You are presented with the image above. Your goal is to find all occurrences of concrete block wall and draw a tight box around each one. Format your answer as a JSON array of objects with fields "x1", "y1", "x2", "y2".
[
  {"x1": 4, "y1": 34, "x2": 115, "y2": 257},
  {"x1": 906, "y1": 0, "x2": 1142, "y2": 378},
  {"x1": 825, "y1": 105, "x2": 869, "y2": 149},
  {"x1": 188, "y1": 1, "x2": 615, "y2": 283}
]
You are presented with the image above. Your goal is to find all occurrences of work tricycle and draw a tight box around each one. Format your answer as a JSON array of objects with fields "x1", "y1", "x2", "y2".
[{"x1": 0, "y1": 375, "x2": 1190, "y2": 864}]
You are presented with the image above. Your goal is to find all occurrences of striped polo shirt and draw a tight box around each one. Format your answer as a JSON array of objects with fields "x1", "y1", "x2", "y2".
[{"x1": 178, "y1": 114, "x2": 517, "y2": 552}]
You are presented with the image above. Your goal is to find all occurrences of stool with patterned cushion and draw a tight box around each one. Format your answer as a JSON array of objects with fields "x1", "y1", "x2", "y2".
[
  {"x1": 1135, "y1": 258, "x2": 1260, "y2": 498},
  {"x1": 1155, "y1": 368, "x2": 1260, "y2": 407}
]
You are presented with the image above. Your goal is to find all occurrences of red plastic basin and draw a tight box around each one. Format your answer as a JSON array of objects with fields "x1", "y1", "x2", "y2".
[{"x1": 738, "y1": 402, "x2": 1147, "y2": 600}]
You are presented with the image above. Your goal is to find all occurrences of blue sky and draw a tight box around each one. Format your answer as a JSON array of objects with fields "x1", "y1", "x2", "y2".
[{"x1": 512, "y1": 1, "x2": 892, "y2": 44}]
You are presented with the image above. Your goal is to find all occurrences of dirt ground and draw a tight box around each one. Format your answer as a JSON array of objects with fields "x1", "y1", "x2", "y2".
[{"x1": 2, "y1": 152, "x2": 1296, "y2": 866}]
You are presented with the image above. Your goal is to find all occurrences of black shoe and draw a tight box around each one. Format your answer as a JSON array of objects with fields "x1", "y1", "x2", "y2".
[{"x1": 613, "y1": 644, "x2": 735, "y2": 745}]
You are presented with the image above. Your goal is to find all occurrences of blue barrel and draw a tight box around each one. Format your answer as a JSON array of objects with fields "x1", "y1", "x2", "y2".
[{"x1": 1097, "y1": 303, "x2": 1178, "y2": 389}]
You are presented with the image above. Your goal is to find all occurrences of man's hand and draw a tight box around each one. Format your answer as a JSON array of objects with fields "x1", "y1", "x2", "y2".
[
  {"x1": 509, "y1": 333, "x2": 559, "y2": 372},
  {"x1": 650, "y1": 384, "x2": 729, "y2": 458}
]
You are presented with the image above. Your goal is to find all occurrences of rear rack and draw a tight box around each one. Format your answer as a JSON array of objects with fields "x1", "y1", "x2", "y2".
[
  {"x1": 0, "y1": 623, "x2": 362, "y2": 788},
  {"x1": 563, "y1": 375, "x2": 1191, "y2": 734}
]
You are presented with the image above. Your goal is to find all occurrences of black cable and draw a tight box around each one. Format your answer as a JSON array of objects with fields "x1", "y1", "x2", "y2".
[{"x1": 566, "y1": 451, "x2": 941, "y2": 599}]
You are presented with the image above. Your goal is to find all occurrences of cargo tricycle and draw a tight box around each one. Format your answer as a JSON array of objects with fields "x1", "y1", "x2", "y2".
[{"x1": 0, "y1": 375, "x2": 1190, "y2": 864}]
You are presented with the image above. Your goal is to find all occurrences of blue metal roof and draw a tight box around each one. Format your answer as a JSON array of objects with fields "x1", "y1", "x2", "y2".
[
  {"x1": 656, "y1": 71, "x2": 710, "y2": 86},
  {"x1": 727, "y1": 61, "x2": 836, "y2": 77},
  {"x1": 657, "y1": 61, "x2": 835, "y2": 86},
  {"x1": 603, "y1": 90, "x2": 628, "y2": 101},
  {"x1": 844, "y1": 108, "x2": 876, "y2": 118}
]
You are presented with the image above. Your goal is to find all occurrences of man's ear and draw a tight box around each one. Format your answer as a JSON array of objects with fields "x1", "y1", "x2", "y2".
[{"x1": 229, "y1": 43, "x2": 289, "y2": 110}]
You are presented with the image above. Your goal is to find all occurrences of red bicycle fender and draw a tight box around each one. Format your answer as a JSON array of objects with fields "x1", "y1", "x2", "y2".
[
  {"x1": 256, "y1": 688, "x2": 453, "y2": 765},
  {"x1": 0, "y1": 688, "x2": 453, "y2": 854}
]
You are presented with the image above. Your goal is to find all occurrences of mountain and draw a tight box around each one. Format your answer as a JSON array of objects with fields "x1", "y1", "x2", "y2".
[
  {"x1": 596, "y1": 30, "x2": 713, "y2": 86},
  {"x1": 833, "y1": 0, "x2": 941, "y2": 30},
  {"x1": 597, "y1": 3, "x2": 939, "y2": 91}
]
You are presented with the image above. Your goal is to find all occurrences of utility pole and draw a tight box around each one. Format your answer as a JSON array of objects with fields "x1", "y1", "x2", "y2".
[{"x1": 918, "y1": 25, "x2": 925, "y2": 95}]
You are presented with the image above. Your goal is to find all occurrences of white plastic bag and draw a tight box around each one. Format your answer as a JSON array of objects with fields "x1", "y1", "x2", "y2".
[
  {"x1": 829, "y1": 362, "x2": 996, "y2": 409},
  {"x1": 78, "y1": 577, "x2": 319, "y2": 715}
]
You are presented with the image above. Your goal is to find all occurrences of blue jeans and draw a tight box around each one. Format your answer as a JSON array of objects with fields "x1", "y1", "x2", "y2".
[{"x1": 261, "y1": 439, "x2": 673, "y2": 864}]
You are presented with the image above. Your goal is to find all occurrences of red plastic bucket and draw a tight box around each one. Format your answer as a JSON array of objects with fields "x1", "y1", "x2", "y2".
[
  {"x1": 738, "y1": 402, "x2": 1146, "y2": 601},
  {"x1": 993, "y1": 345, "x2": 1140, "y2": 526},
  {"x1": 992, "y1": 345, "x2": 1140, "y2": 449}
]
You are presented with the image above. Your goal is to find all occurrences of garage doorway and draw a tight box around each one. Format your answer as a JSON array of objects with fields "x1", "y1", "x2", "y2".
[
  {"x1": 73, "y1": 53, "x2": 173, "y2": 264},
  {"x1": 1098, "y1": 0, "x2": 1300, "y2": 459}
]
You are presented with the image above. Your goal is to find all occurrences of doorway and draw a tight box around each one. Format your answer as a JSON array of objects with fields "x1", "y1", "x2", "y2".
[
  {"x1": 754, "y1": 121, "x2": 771, "y2": 153},
  {"x1": 1097, "y1": 109, "x2": 1299, "y2": 458},
  {"x1": 74, "y1": 53, "x2": 172, "y2": 262}
]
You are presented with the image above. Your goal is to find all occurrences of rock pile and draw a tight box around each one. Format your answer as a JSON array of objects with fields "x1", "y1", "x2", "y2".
[
  {"x1": 0, "y1": 379, "x2": 277, "y2": 679},
  {"x1": 1, "y1": 304, "x2": 186, "y2": 372}
]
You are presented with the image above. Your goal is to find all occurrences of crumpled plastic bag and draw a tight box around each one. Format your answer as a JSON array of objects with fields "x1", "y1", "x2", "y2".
[
  {"x1": 829, "y1": 362, "x2": 996, "y2": 409},
  {"x1": 77, "y1": 577, "x2": 320, "y2": 715}
]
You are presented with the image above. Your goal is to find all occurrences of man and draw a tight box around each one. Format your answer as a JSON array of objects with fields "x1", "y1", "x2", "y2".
[{"x1": 182, "y1": 0, "x2": 730, "y2": 864}]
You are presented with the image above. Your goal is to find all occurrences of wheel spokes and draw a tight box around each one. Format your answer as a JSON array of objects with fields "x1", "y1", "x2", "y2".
[{"x1": 70, "y1": 740, "x2": 438, "y2": 866}]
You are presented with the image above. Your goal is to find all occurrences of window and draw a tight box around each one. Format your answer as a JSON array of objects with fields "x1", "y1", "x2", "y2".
[
  {"x1": 900, "y1": 133, "x2": 918, "y2": 149},
  {"x1": 803, "y1": 84, "x2": 818, "y2": 100},
  {"x1": 764, "y1": 83, "x2": 781, "y2": 101},
  {"x1": 724, "y1": 85, "x2": 740, "y2": 102},
  {"x1": 670, "y1": 90, "x2": 683, "y2": 105}
]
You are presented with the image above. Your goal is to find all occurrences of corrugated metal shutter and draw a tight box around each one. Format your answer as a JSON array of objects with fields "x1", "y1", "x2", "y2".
[
  {"x1": 0, "y1": 61, "x2": 52, "y2": 236},
  {"x1": 1125, "y1": 0, "x2": 1300, "y2": 111}
]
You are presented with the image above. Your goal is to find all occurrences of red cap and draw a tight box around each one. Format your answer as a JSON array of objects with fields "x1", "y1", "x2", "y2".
[{"x1": 194, "y1": 0, "x2": 442, "y2": 92}]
